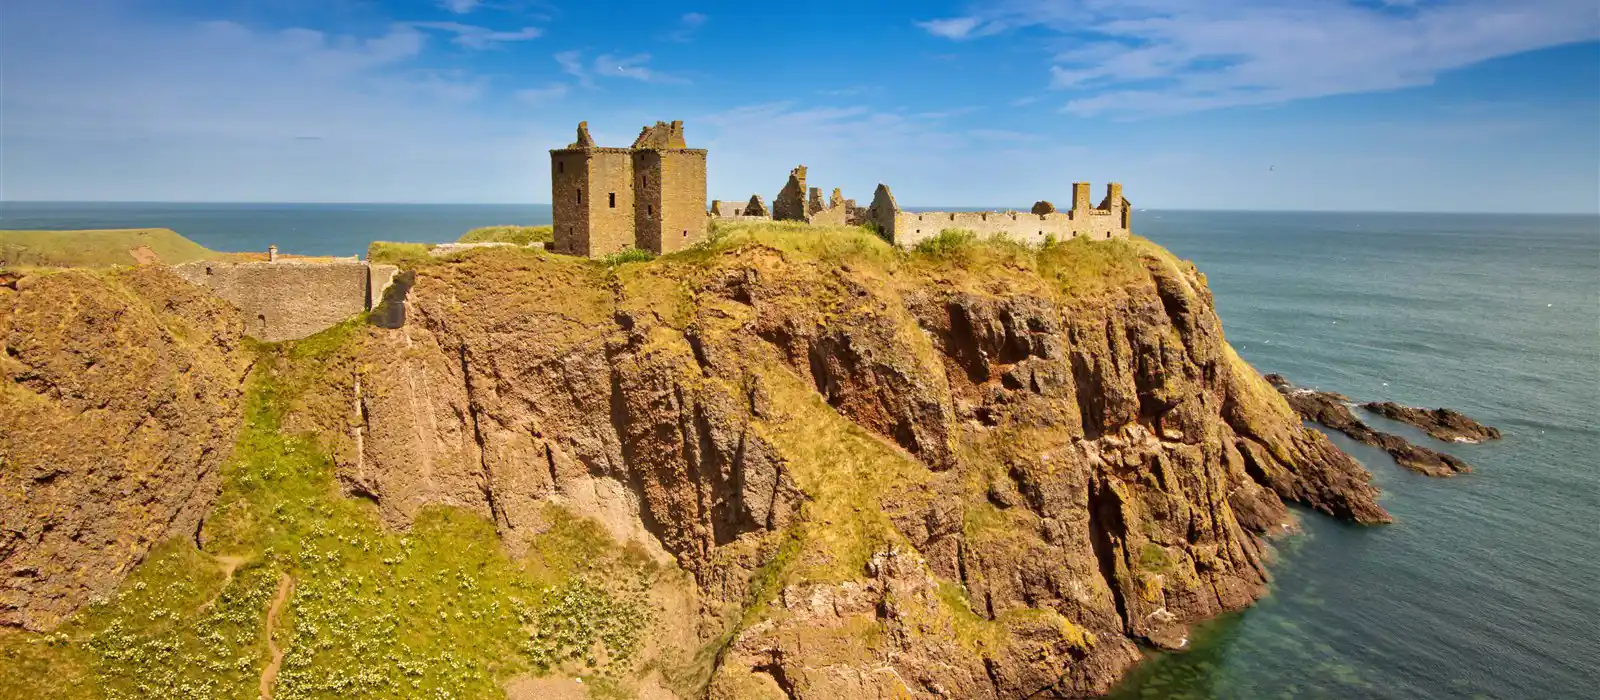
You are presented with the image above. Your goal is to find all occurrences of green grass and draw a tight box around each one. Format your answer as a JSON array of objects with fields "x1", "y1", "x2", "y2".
[
  {"x1": 601, "y1": 247, "x2": 657, "y2": 266},
  {"x1": 0, "y1": 323, "x2": 668, "y2": 699},
  {"x1": 0, "y1": 228, "x2": 216, "y2": 268},
  {"x1": 912, "y1": 228, "x2": 980, "y2": 256},
  {"x1": 364, "y1": 241, "x2": 434, "y2": 268},
  {"x1": 457, "y1": 225, "x2": 553, "y2": 246}
]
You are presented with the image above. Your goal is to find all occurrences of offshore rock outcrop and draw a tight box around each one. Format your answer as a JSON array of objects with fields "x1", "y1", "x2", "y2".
[
  {"x1": 309, "y1": 239, "x2": 1388, "y2": 697},
  {"x1": 1360, "y1": 402, "x2": 1500, "y2": 444},
  {"x1": 0, "y1": 266, "x2": 250, "y2": 631},
  {"x1": 1265, "y1": 375, "x2": 1472, "y2": 477}
]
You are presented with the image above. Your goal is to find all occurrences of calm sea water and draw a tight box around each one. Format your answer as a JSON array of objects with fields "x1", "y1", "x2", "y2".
[
  {"x1": 5, "y1": 203, "x2": 1598, "y2": 698},
  {"x1": 0, "y1": 202, "x2": 556, "y2": 258}
]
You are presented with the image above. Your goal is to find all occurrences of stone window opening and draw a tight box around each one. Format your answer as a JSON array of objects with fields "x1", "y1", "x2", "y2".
[
  {"x1": 682, "y1": 230, "x2": 687, "y2": 238},
  {"x1": 648, "y1": 204, "x2": 654, "y2": 216},
  {"x1": 577, "y1": 189, "x2": 582, "y2": 204},
  {"x1": 609, "y1": 192, "x2": 616, "y2": 208},
  {"x1": 558, "y1": 161, "x2": 564, "y2": 174},
  {"x1": 642, "y1": 174, "x2": 648, "y2": 187},
  {"x1": 205, "y1": 267, "x2": 213, "y2": 275},
  {"x1": 257, "y1": 314, "x2": 267, "y2": 334}
]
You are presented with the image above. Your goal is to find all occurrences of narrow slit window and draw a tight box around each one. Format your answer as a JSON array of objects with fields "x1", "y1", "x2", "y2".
[
  {"x1": 609, "y1": 192, "x2": 616, "y2": 208},
  {"x1": 648, "y1": 205, "x2": 654, "y2": 216},
  {"x1": 558, "y1": 161, "x2": 564, "y2": 174},
  {"x1": 577, "y1": 189, "x2": 582, "y2": 204}
]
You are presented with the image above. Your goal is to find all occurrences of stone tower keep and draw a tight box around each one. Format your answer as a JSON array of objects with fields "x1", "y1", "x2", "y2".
[{"x1": 550, "y1": 120, "x2": 708, "y2": 257}]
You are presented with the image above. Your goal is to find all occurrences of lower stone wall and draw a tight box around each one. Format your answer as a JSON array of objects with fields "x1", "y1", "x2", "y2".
[
  {"x1": 174, "y1": 260, "x2": 398, "y2": 342},
  {"x1": 889, "y1": 210, "x2": 1127, "y2": 248}
]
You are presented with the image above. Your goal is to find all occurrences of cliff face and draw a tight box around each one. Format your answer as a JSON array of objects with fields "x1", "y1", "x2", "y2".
[
  {"x1": 0, "y1": 231, "x2": 1391, "y2": 697},
  {"x1": 0, "y1": 266, "x2": 250, "y2": 631},
  {"x1": 325, "y1": 234, "x2": 1387, "y2": 697}
]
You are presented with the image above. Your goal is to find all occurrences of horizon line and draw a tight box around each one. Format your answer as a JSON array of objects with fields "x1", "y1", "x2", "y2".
[{"x1": 2, "y1": 200, "x2": 1597, "y2": 217}]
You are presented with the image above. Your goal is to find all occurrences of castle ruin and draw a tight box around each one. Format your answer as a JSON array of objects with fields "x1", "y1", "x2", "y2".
[
  {"x1": 706, "y1": 159, "x2": 1130, "y2": 246},
  {"x1": 865, "y1": 182, "x2": 1131, "y2": 247},
  {"x1": 544, "y1": 119, "x2": 1130, "y2": 254},
  {"x1": 550, "y1": 121, "x2": 709, "y2": 257}
]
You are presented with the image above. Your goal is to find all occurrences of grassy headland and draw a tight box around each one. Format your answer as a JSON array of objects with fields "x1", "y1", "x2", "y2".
[{"x1": 0, "y1": 228, "x2": 216, "y2": 268}]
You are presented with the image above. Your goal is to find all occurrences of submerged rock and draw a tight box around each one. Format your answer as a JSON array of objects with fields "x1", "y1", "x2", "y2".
[
  {"x1": 1360, "y1": 402, "x2": 1501, "y2": 444},
  {"x1": 1264, "y1": 375, "x2": 1472, "y2": 477}
]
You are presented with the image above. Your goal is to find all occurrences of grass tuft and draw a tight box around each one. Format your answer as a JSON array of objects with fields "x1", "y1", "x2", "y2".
[{"x1": 457, "y1": 225, "x2": 553, "y2": 246}]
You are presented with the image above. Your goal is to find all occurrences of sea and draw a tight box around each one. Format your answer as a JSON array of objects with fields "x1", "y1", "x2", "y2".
[{"x1": 4, "y1": 202, "x2": 1597, "y2": 699}]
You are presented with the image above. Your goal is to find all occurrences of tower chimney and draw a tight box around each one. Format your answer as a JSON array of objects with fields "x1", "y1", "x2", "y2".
[{"x1": 268, "y1": 244, "x2": 278, "y2": 263}]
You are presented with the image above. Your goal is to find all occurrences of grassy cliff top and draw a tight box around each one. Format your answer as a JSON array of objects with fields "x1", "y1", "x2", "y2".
[
  {"x1": 457, "y1": 224, "x2": 553, "y2": 246},
  {"x1": 0, "y1": 228, "x2": 217, "y2": 268}
]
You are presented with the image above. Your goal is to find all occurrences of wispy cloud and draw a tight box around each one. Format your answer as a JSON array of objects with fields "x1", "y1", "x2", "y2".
[
  {"x1": 515, "y1": 83, "x2": 568, "y2": 104},
  {"x1": 661, "y1": 12, "x2": 708, "y2": 42},
  {"x1": 412, "y1": 22, "x2": 541, "y2": 49},
  {"x1": 555, "y1": 50, "x2": 688, "y2": 86},
  {"x1": 439, "y1": 0, "x2": 482, "y2": 13},
  {"x1": 914, "y1": 17, "x2": 1004, "y2": 40},
  {"x1": 919, "y1": 0, "x2": 1600, "y2": 115}
]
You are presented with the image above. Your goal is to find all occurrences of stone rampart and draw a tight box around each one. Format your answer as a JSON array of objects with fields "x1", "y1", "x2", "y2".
[
  {"x1": 867, "y1": 182, "x2": 1131, "y2": 248},
  {"x1": 174, "y1": 259, "x2": 399, "y2": 342}
]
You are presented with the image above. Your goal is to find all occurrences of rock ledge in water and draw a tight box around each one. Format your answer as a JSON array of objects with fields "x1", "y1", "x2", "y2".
[
  {"x1": 1263, "y1": 375, "x2": 1472, "y2": 477},
  {"x1": 1360, "y1": 402, "x2": 1501, "y2": 444}
]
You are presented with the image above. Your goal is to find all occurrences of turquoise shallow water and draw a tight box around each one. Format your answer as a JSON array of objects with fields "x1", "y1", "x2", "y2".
[{"x1": 5, "y1": 203, "x2": 1598, "y2": 698}]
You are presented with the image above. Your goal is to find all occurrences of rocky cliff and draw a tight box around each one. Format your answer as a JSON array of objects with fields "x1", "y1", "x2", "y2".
[
  {"x1": 325, "y1": 231, "x2": 1388, "y2": 697},
  {"x1": 0, "y1": 228, "x2": 1392, "y2": 698},
  {"x1": 0, "y1": 266, "x2": 250, "y2": 631}
]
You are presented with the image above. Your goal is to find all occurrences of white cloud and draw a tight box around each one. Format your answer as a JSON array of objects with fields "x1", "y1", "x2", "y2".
[
  {"x1": 440, "y1": 0, "x2": 483, "y2": 13},
  {"x1": 919, "y1": 0, "x2": 1600, "y2": 115},
  {"x1": 0, "y1": 3, "x2": 574, "y2": 202},
  {"x1": 412, "y1": 22, "x2": 541, "y2": 49},
  {"x1": 914, "y1": 17, "x2": 1004, "y2": 40},
  {"x1": 556, "y1": 50, "x2": 687, "y2": 86},
  {"x1": 662, "y1": 12, "x2": 709, "y2": 42}
]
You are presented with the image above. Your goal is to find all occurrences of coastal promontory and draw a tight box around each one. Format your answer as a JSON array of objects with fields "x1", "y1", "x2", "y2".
[{"x1": 1, "y1": 224, "x2": 1392, "y2": 698}]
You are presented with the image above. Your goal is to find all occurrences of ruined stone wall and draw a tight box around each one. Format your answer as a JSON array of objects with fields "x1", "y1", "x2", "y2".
[
  {"x1": 808, "y1": 204, "x2": 851, "y2": 226},
  {"x1": 868, "y1": 182, "x2": 1130, "y2": 248},
  {"x1": 710, "y1": 200, "x2": 746, "y2": 217},
  {"x1": 773, "y1": 166, "x2": 808, "y2": 221},
  {"x1": 652, "y1": 149, "x2": 709, "y2": 254},
  {"x1": 172, "y1": 260, "x2": 390, "y2": 342}
]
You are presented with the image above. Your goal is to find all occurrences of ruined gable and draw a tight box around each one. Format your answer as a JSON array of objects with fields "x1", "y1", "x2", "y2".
[
  {"x1": 570, "y1": 121, "x2": 597, "y2": 149},
  {"x1": 807, "y1": 187, "x2": 825, "y2": 216},
  {"x1": 632, "y1": 120, "x2": 688, "y2": 149},
  {"x1": 744, "y1": 194, "x2": 769, "y2": 217},
  {"x1": 773, "y1": 166, "x2": 808, "y2": 221}
]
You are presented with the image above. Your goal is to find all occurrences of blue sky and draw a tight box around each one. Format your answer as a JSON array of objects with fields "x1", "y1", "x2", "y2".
[{"x1": 2, "y1": 0, "x2": 1597, "y2": 212}]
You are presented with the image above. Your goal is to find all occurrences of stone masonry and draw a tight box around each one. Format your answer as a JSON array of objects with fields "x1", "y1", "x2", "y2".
[
  {"x1": 550, "y1": 121, "x2": 709, "y2": 257},
  {"x1": 866, "y1": 182, "x2": 1132, "y2": 248},
  {"x1": 173, "y1": 252, "x2": 400, "y2": 342}
]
